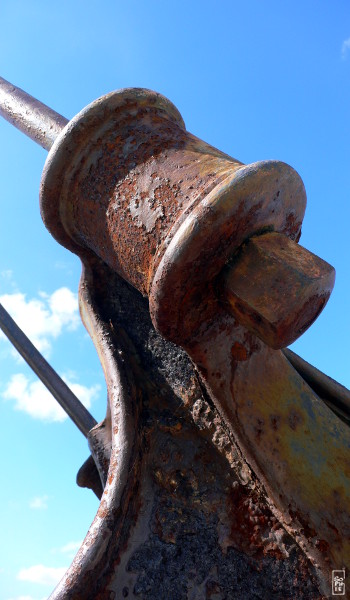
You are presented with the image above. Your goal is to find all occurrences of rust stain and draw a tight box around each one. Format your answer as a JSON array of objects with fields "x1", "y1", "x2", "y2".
[
  {"x1": 226, "y1": 484, "x2": 289, "y2": 560},
  {"x1": 288, "y1": 407, "x2": 304, "y2": 431},
  {"x1": 231, "y1": 341, "x2": 248, "y2": 361}
]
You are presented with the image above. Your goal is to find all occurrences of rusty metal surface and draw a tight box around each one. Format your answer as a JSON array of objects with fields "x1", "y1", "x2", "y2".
[
  {"x1": 40, "y1": 87, "x2": 244, "y2": 295},
  {"x1": 77, "y1": 455, "x2": 104, "y2": 499},
  {"x1": 50, "y1": 257, "x2": 323, "y2": 599},
  {"x1": 0, "y1": 75, "x2": 67, "y2": 149},
  {"x1": 182, "y1": 313, "x2": 350, "y2": 596},
  {"x1": 222, "y1": 232, "x2": 335, "y2": 349}
]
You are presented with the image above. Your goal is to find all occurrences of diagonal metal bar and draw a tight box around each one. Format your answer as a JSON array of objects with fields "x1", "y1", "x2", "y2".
[
  {"x1": 283, "y1": 348, "x2": 350, "y2": 424},
  {"x1": 0, "y1": 302, "x2": 97, "y2": 436},
  {"x1": 0, "y1": 75, "x2": 67, "y2": 149}
]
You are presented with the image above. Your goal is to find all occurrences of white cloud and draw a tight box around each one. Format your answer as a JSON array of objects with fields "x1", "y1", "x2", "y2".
[
  {"x1": 1, "y1": 269, "x2": 14, "y2": 281},
  {"x1": 29, "y1": 495, "x2": 49, "y2": 510},
  {"x1": 60, "y1": 540, "x2": 82, "y2": 554},
  {"x1": 6, "y1": 596, "x2": 45, "y2": 600},
  {"x1": 2, "y1": 373, "x2": 100, "y2": 423},
  {"x1": 54, "y1": 260, "x2": 74, "y2": 276},
  {"x1": 51, "y1": 539, "x2": 82, "y2": 559},
  {"x1": 17, "y1": 565, "x2": 67, "y2": 586},
  {"x1": 341, "y1": 37, "x2": 350, "y2": 59},
  {"x1": 0, "y1": 287, "x2": 80, "y2": 357},
  {"x1": 0, "y1": 269, "x2": 17, "y2": 293}
]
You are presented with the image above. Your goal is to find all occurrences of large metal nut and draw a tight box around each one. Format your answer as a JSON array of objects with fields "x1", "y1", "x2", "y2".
[{"x1": 221, "y1": 232, "x2": 335, "y2": 349}]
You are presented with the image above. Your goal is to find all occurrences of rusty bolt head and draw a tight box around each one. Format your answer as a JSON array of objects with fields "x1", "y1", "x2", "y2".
[{"x1": 221, "y1": 232, "x2": 335, "y2": 349}]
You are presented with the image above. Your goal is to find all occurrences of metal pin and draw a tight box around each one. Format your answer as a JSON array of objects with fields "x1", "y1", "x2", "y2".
[{"x1": 0, "y1": 302, "x2": 97, "y2": 436}]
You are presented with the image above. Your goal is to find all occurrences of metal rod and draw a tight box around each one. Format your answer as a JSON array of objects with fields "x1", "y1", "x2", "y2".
[
  {"x1": 0, "y1": 76, "x2": 68, "y2": 150},
  {"x1": 0, "y1": 302, "x2": 97, "y2": 436}
]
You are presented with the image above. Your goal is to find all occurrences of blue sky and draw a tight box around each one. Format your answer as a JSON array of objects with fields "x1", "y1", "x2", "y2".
[{"x1": 0, "y1": 1, "x2": 349, "y2": 598}]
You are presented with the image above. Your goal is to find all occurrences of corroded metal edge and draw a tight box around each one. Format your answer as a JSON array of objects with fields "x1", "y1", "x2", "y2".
[{"x1": 50, "y1": 255, "x2": 142, "y2": 598}]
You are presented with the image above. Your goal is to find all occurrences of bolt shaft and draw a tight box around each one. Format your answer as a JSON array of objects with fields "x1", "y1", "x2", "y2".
[{"x1": 0, "y1": 76, "x2": 67, "y2": 150}]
